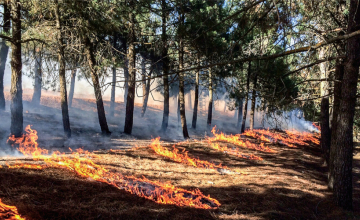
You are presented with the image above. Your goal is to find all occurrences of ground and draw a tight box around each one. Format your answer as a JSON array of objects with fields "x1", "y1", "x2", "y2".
[{"x1": 0, "y1": 93, "x2": 359, "y2": 220}]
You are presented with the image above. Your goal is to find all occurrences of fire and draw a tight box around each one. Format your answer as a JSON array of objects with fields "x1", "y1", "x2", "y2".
[
  {"x1": 312, "y1": 122, "x2": 321, "y2": 131},
  {"x1": 6, "y1": 125, "x2": 221, "y2": 209},
  {"x1": 243, "y1": 129, "x2": 320, "y2": 147},
  {"x1": 149, "y1": 137, "x2": 243, "y2": 174},
  {"x1": 208, "y1": 143, "x2": 263, "y2": 160},
  {"x1": 0, "y1": 199, "x2": 25, "y2": 220},
  {"x1": 208, "y1": 126, "x2": 276, "y2": 153}
]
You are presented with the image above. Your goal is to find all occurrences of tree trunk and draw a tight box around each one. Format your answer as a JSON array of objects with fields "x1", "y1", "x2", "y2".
[
  {"x1": 192, "y1": 54, "x2": 200, "y2": 129},
  {"x1": 84, "y1": 36, "x2": 111, "y2": 135},
  {"x1": 329, "y1": 0, "x2": 360, "y2": 210},
  {"x1": 31, "y1": 49, "x2": 42, "y2": 106},
  {"x1": 241, "y1": 61, "x2": 251, "y2": 133},
  {"x1": 207, "y1": 68, "x2": 213, "y2": 127},
  {"x1": 177, "y1": 95, "x2": 180, "y2": 125},
  {"x1": 10, "y1": 0, "x2": 23, "y2": 137},
  {"x1": 249, "y1": 70, "x2": 258, "y2": 130},
  {"x1": 237, "y1": 99, "x2": 243, "y2": 128},
  {"x1": 141, "y1": 61, "x2": 152, "y2": 117},
  {"x1": 140, "y1": 56, "x2": 146, "y2": 117},
  {"x1": 124, "y1": 10, "x2": 136, "y2": 134},
  {"x1": 188, "y1": 90, "x2": 192, "y2": 110},
  {"x1": 0, "y1": 2, "x2": 10, "y2": 111},
  {"x1": 329, "y1": 60, "x2": 344, "y2": 189},
  {"x1": 161, "y1": 0, "x2": 170, "y2": 132},
  {"x1": 319, "y1": 48, "x2": 331, "y2": 165},
  {"x1": 178, "y1": 12, "x2": 189, "y2": 139},
  {"x1": 68, "y1": 68, "x2": 76, "y2": 108},
  {"x1": 55, "y1": 0, "x2": 71, "y2": 138},
  {"x1": 109, "y1": 65, "x2": 116, "y2": 117},
  {"x1": 123, "y1": 40, "x2": 129, "y2": 107}
]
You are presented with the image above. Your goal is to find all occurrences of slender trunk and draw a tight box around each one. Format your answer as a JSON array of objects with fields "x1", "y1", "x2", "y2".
[
  {"x1": 249, "y1": 71, "x2": 258, "y2": 130},
  {"x1": 321, "y1": 97, "x2": 330, "y2": 163},
  {"x1": 10, "y1": 0, "x2": 23, "y2": 137},
  {"x1": 178, "y1": 12, "x2": 189, "y2": 138},
  {"x1": 177, "y1": 95, "x2": 180, "y2": 124},
  {"x1": 32, "y1": 49, "x2": 42, "y2": 106},
  {"x1": 188, "y1": 90, "x2": 192, "y2": 110},
  {"x1": 110, "y1": 35, "x2": 117, "y2": 117},
  {"x1": 84, "y1": 36, "x2": 111, "y2": 135},
  {"x1": 207, "y1": 68, "x2": 213, "y2": 127},
  {"x1": 319, "y1": 48, "x2": 331, "y2": 165},
  {"x1": 124, "y1": 10, "x2": 136, "y2": 134},
  {"x1": 161, "y1": 0, "x2": 170, "y2": 132},
  {"x1": 237, "y1": 99, "x2": 243, "y2": 128},
  {"x1": 192, "y1": 55, "x2": 200, "y2": 129},
  {"x1": 123, "y1": 40, "x2": 129, "y2": 106},
  {"x1": 0, "y1": 2, "x2": 10, "y2": 111},
  {"x1": 140, "y1": 57, "x2": 146, "y2": 117},
  {"x1": 68, "y1": 68, "x2": 76, "y2": 108},
  {"x1": 110, "y1": 66, "x2": 116, "y2": 117},
  {"x1": 329, "y1": 60, "x2": 344, "y2": 189},
  {"x1": 330, "y1": 0, "x2": 360, "y2": 210},
  {"x1": 141, "y1": 61, "x2": 152, "y2": 117},
  {"x1": 241, "y1": 61, "x2": 251, "y2": 133},
  {"x1": 55, "y1": 0, "x2": 71, "y2": 138}
]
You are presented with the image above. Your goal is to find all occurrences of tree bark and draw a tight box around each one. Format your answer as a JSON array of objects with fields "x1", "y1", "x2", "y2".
[
  {"x1": 161, "y1": 0, "x2": 170, "y2": 132},
  {"x1": 188, "y1": 90, "x2": 192, "y2": 110},
  {"x1": 319, "y1": 48, "x2": 331, "y2": 165},
  {"x1": 124, "y1": 10, "x2": 136, "y2": 134},
  {"x1": 241, "y1": 61, "x2": 251, "y2": 133},
  {"x1": 237, "y1": 99, "x2": 243, "y2": 128},
  {"x1": 329, "y1": 60, "x2": 344, "y2": 189},
  {"x1": 10, "y1": 0, "x2": 23, "y2": 137},
  {"x1": 123, "y1": 40, "x2": 129, "y2": 107},
  {"x1": 140, "y1": 56, "x2": 146, "y2": 117},
  {"x1": 55, "y1": 0, "x2": 71, "y2": 138},
  {"x1": 141, "y1": 60, "x2": 152, "y2": 117},
  {"x1": 249, "y1": 70, "x2": 258, "y2": 130},
  {"x1": 329, "y1": 0, "x2": 360, "y2": 210},
  {"x1": 177, "y1": 95, "x2": 180, "y2": 125},
  {"x1": 84, "y1": 36, "x2": 111, "y2": 135},
  {"x1": 192, "y1": 54, "x2": 200, "y2": 129},
  {"x1": 68, "y1": 68, "x2": 76, "y2": 108},
  {"x1": 31, "y1": 49, "x2": 42, "y2": 106},
  {"x1": 0, "y1": 2, "x2": 10, "y2": 111},
  {"x1": 110, "y1": 65, "x2": 116, "y2": 117},
  {"x1": 178, "y1": 11, "x2": 189, "y2": 139},
  {"x1": 207, "y1": 68, "x2": 213, "y2": 127}
]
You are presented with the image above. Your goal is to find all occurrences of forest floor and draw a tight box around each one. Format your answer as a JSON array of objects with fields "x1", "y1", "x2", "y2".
[{"x1": 0, "y1": 93, "x2": 359, "y2": 220}]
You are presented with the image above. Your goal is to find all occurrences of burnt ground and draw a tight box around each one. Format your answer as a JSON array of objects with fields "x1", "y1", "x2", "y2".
[{"x1": 0, "y1": 94, "x2": 359, "y2": 220}]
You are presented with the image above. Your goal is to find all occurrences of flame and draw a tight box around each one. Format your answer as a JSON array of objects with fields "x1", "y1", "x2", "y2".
[
  {"x1": 312, "y1": 122, "x2": 321, "y2": 131},
  {"x1": 149, "y1": 137, "x2": 243, "y2": 174},
  {"x1": 6, "y1": 125, "x2": 221, "y2": 209},
  {"x1": 243, "y1": 129, "x2": 320, "y2": 147},
  {"x1": 208, "y1": 126, "x2": 276, "y2": 153},
  {"x1": 0, "y1": 199, "x2": 25, "y2": 220},
  {"x1": 208, "y1": 143, "x2": 263, "y2": 160}
]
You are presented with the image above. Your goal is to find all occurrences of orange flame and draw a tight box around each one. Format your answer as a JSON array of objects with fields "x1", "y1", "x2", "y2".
[
  {"x1": 6, "y1": 125, "x2": 221, "y2": 209},
  {"x1": 243, "y1": 129, "x2": 320, "y2": 147},
  {"x1": 0, "y1": 199, "x2": 25, "y2": 220},
  {"x1": 208, "y1": 143, "x2": 263, "y2": 160},
  {"x1": 150, "y1": 137, "x2": 242, "y2": 173},
  {"x1": 208, "y1": 126, "x2": 276, "y2": 153}
]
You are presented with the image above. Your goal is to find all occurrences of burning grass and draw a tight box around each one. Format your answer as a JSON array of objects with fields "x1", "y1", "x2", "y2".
[
  {"x1": 0, "y1": 126, "x2": 359, "y2": 219},
  {"x1": 149, "y1": 137, "x2": 244, "y2": 174},
  {"x1": 5, "y1": 126, "x2": 221, "y2": 211},
  {"x1": 0, "y1": 199, "x2": 25, "y2": 220},
  {"x1": 208, "y1": 126, "x2": 276, "y2": 153}
]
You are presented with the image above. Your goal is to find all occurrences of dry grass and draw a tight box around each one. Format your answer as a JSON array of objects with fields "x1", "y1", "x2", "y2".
[{"x1": 1, "y1": 135, "x2": 359, "y2": 220}]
